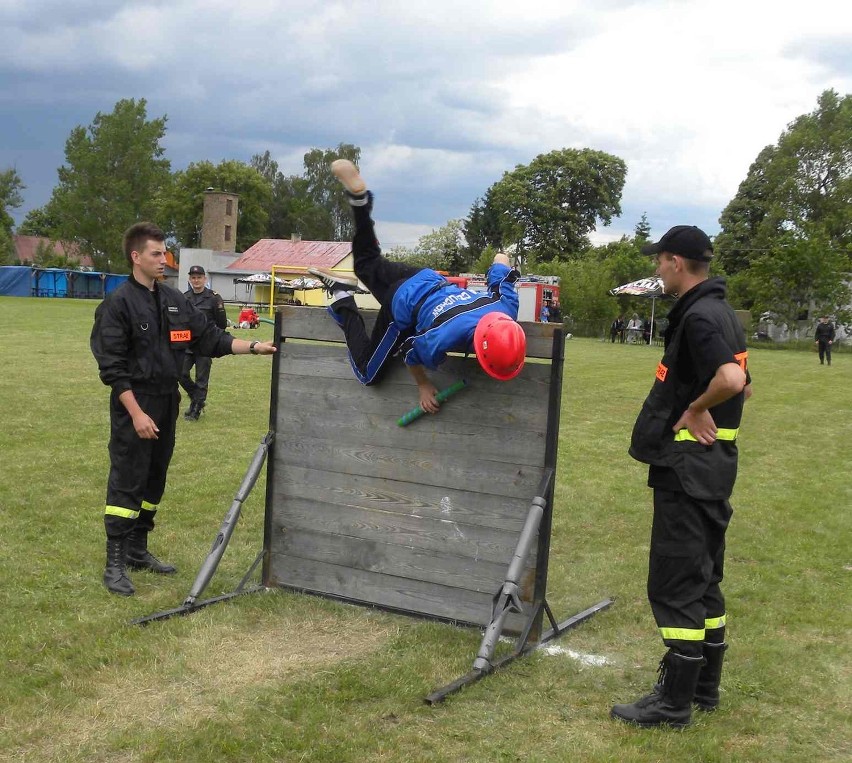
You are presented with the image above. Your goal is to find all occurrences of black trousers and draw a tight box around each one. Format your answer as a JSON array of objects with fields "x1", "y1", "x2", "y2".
[
  {"x1": 331, "y1": 196, "x2": 420, "y2": 381},
  {"x1": 179, "y1": 352, "x2": 213, "y2": 404},
  {"x1": 648, "y1": 488, "x2": 732, "y2": 655},
  {"x1": 104, "y1": 389, "x2": 179, "y2": 539},
  {"x1": 818, "y1": 341, "x2": 832, "y2": 365}
]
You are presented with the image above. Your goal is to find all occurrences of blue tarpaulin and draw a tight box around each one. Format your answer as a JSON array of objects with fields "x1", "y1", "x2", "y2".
[
  {"x1": 0, "y1": 266, "x2": 129, "y2": 298},
  {"x1": 0, "y1": 266, "x2": 32, "y2": 296}
]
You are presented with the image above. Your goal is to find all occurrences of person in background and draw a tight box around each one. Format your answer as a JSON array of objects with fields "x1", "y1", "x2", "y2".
[
  {"x1": 610, "y1": 315, "x2": 625, "y2": 343},
  {"x1": 179, "y1": 265, "x2": 228, "y2": 421},
  {"x1": 814, "y1": 316, "x2": 835, "y2": 366},
  {"x1": 550, "y1": 300, "x2": 562, "y2": 324},
  {"x1": 91, "y1": 222, "x2": 276, "y2": 597},
  {"x1": 626, "y1": 313, "x2": 643, "y2": 343},
  {"x1": 539, "y1": 301, "x2": 550, "y2": 323}
]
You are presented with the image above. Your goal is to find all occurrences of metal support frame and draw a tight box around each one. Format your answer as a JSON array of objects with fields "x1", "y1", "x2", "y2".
[
  {"x1": 425, "y1": 326, "x2": 613, "y2": 703},
  {"x1": 472, "y1": 472, "x2": 553, "y2": 673},
  {"x1": 130, "y1": 584, "x2": 266, "y2": 627},
  {"x1": 131, "y1": 431, "x2": 274, "y2": 626},
  {"x1": 425, "y1": 598, "x2": 613, "y2": 704}
]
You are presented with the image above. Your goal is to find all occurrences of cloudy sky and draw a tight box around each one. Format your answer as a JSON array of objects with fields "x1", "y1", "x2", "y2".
[{"x1": 1, "y1": 0, "x2": 850, "y2": 248}]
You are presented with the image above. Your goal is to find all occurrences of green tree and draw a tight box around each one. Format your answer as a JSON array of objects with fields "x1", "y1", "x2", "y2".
[
  {"x1": 302, "y1": 143, "x2": 361, "y2": 240},
  {"x1": 251, "y1": 151, "x2": 325, "y2": 239},
  {"x1": 463, "y1": 189, "x2": 503, "y2": 263},
  {"x1": 158, "y1": 160, "x2": 271, "y2": 251},
  {"x1": 0, "y1": 228, "x2": 16, "y2": 265},
  {"x1": 745, "y1": 229, "x2": 851, "y2": 332},
  {"x1": 488, "y1": 148, "x2": 627, "y2": 262},
  {"x1": 33, "y1": 240, "x2": 77, "y2": 269},
  {"x1": 716, "y1": 89, "x2": 852, "y2": 278},
  {"x1": 0, "y1": 167, "x2": 25, "y2": 264},
  {"x1": 271, "y1": 175, "x2": 335, "y2": 240},
  {"x1": 385, "y1": 244, "x2": 416, "y2": 262},
  {"x1": 534, "y1": 235, "x2": 657, "y2": 325},
  {"x1": 17, "y1": 205, "x2": 61, "y2": 237},
  {"x1": 409, "y1": 220, "x2": 465, "y2": 272},
  {"x1": 251, "y1": 146, "x2": 358, "y2": 241},
  {"x1": 472, "y1": 244, "x2": 498, "y2": 273},
  {"x1": 633, "y1": 212, "x2": 651, "y2": 242},
  {"x1": 43, "y1": 98, "x2": 170, "y2": 272},
  {"x1": 715, "y1": 145, "x2": 779, "y2": 275}
]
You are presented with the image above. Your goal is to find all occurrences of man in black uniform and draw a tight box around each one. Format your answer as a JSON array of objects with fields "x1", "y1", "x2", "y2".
[
  {"x1": 180, "y1": 265, "x2": 228, "y2": 420},
  {"x1": 611, "y1": 225, "x2": 752, "y2": 728},
  {"x1": 90, "y1": 222, "x2": 276, "y2": 596},
  {"x1": 814, "y1": 316, "x2": 835, "y2": 366}
]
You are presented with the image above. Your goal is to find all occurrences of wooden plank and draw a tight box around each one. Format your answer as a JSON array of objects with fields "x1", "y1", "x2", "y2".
[
  {"x1": 275, "y1": 402, "x2": 546, "y2": 467},
  {"x1": 272, "y1": 465, "x2": 533, "y2": 532},
  {"x1": 268, "y1": 492, "x2": 539, "y2": 566},
  {"x1": 275, "y1": 528, "x2": 520, "y2": 594},
  {"x1": 267, "y1": 553, "x2": 530, "y2": 630},
  {"x1": 275, "y1": 348, "x2": 552, "y2": 432},
  {"x1": 275, "y1": 306, "x2": 560, "y2": 359},
  {"x1": 272, "y1": 433, "x2": 544, "y2": 500}
]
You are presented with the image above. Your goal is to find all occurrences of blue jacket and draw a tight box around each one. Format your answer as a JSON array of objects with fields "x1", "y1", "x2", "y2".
[{"x1": 391, "y1": 263, "x2": 520, "y2": 369}]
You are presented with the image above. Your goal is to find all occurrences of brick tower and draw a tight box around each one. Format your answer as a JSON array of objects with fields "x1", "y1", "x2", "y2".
[{"x1": 200, "y1": 188, "x2": 239, "y2": 251}]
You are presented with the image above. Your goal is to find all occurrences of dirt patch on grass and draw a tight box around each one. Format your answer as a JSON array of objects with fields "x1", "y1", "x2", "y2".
[{"x1": 9, "y1": 609, "x2": 394, "y2": 762}]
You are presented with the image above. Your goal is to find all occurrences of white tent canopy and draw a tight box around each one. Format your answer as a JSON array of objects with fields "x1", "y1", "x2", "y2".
[{"x1": 609, "y1": 277, "x2": 667, "y2": 346}]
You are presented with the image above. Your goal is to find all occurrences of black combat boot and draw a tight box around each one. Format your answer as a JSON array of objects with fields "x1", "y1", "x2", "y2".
[
  {"x1": 611, "y1": 650, "x2": 704, "y2": 728},
  {"x1": 127, "y1": 528, "x2": 177, "y2": 574},
  {"x1": 694, "y1": 642, "x2": 728, "y2": 711},
  {"x1": 103, "y1": 537, "x2": 135, "y2": 596},
  {"x1": 184, "y1": 401, "x2": 200, "y2": 421}
]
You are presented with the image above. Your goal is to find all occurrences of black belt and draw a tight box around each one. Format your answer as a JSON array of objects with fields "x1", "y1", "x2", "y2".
[{"x1": 410, "y1": 279, "x2": 453, "y2": 328}]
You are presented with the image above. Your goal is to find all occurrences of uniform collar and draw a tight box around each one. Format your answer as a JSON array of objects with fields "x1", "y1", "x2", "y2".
[
  {"x1": 128, "y1": 274, "x2": 160, "y2": 293},
  {"x1": 667, "y1": 276, "x2": 727, "y2": 326}
]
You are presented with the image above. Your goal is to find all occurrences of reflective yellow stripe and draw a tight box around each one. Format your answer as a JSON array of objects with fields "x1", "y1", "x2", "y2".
[
  {"x1": 105, "y1": 505, "x2": 139, "y2": 519},
  {"x1": 141, "y1": 501, "x2": 159, "y2": 511},
  {"x1": 674, "y1": 427, "x2": 739, "y2": 442},
  {"x1": 660, "y1": 627, "x2": 705, "y2": 641},
  {"x1": 705, "y1": 615, "x2": 726, "y2": 630}
]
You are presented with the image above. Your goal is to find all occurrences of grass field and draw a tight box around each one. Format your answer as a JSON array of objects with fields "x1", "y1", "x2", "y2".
[{"x1": 0, "y1": 296, "x2": 849, "y2": 763}]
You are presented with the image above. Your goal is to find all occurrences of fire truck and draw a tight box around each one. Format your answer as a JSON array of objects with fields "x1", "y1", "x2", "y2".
[{"x1": 458, "y1": 273, "x2": 560, "y2": 322}]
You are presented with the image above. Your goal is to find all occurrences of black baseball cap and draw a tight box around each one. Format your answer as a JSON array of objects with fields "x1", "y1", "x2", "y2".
[
  {"x1": 188, "y1": 265, "x2": 206, "y2": 275},
  {"x1": 641, "y1": 225, "x2": 713, "y2": 261}
]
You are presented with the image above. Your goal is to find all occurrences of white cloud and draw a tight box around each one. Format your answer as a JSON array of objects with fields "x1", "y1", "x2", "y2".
[{"x1": 2, "y1": 0, "x2": 850, "y2": 239}]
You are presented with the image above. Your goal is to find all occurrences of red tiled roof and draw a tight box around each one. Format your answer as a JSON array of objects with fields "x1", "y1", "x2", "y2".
[
  {"x1": 13, "y1": 235, "x2": 93, "y2": 268},
  {"x1": 227, "y1": 240, "x2": 351, "y2": 271}
]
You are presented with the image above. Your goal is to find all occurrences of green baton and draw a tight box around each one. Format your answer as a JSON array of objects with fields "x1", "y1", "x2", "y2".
[{"x1": 397, "y1": 379, "x2": 469, "y2": 426}]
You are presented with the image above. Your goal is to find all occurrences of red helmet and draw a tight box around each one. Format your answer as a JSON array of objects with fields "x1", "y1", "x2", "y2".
[{"x1": 474, "y1": 313, "x2": 526, "y2": 381}]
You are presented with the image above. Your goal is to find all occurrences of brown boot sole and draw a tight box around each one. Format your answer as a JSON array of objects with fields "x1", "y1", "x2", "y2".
[{"x1": 331, "y1": 159, "x2": 367, "y2": 195}]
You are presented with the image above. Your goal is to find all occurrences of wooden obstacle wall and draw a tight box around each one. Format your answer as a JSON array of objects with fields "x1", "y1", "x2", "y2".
[{"x1": 263, "y1": 306, "x2": 564, "y2": 628}]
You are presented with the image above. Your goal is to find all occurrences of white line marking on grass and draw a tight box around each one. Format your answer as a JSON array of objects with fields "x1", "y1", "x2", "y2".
[{"x1": 540, "y1": 645, "x2": 610, "y2": 666}]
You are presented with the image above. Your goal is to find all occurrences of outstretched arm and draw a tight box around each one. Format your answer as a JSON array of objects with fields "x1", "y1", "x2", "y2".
[
  {"x1": 407, "y1": 365, "x2": 440, "y2": 414},
  {"x1": 231, "y1": 339, "x2": 277, "y2": 355}
]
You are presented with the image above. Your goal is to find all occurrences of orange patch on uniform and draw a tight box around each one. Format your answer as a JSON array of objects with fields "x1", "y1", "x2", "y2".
[
  {"x1": 170, "y1": 330, "x2": 191, "y2": 342},
  {"x1": 655, "y1": 362, "x2": 668, "y2": 382}
]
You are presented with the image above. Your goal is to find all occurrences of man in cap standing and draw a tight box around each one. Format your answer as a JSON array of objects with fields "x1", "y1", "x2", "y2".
[
  {"x1": 611, "y1": 225, "x2": 752, "y2": 728},
  {"x1": 814, "y1": 316, "x2": 835, "y2": 366},
  {"x1": 180, "y1": 265, "x2": 228, "y2": 420}
]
